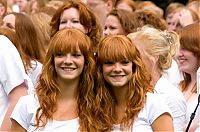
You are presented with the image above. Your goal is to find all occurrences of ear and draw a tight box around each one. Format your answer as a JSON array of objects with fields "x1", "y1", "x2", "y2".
[{"x1": 106, "y1": 0, "x2": 113, "y2": 11}]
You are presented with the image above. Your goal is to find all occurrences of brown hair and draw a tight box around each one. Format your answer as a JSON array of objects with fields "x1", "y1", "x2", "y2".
[
  {"x1": 96, "y1": 35, "x2": 153, "y2": 130},
  {"x1": 35, "y1": 28, "x2": 106, "y2": 131},
  {"x1": 178, "y1": 22, "x2": 200, "y2": 93},
  {"x1": 107, "y1": 9, "x2": 139, "y2": 35},
  {"x1": 114, "y1": 0, "x2": 136, "y2": 11},
  {"x1": 135, "y1": 9, "x2": 168, "y2": 31},
  {"x1": 50, "y1": 0, "x2": 102, "y2": 52},
  {"x1": 7, "y1": 12, "x2": 46, "y2": 72}
]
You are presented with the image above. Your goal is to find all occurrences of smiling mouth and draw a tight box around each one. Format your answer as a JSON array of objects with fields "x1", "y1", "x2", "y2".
[
  {"x1": 111, "y1": 75, "x2": 125, "y2": 79},
  {"x1": 61, "y1": 67, "x2": 76, "y2": 71}
]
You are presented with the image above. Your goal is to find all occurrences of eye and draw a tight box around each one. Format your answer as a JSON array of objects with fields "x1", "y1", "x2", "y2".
[
  {"x1": 72, "y1": 19, "x2": 80, "y2": 23},
  {"x1": 60, "y1": 20, "x2": 67, "y2": 24},
  {"x1": 121, "y1": 59, "x2": 130, "y2": 65},
  {"x1": 55, "y1": 51, "x2": 65, "y2": 57},
  {"x1": 6, "y1": 23, "x2": 15, "y2": 29},
  {"x1": 110, "y1": 26, "x2": 117, "y2": 30},
  {"x1": 72, "y1": 52, "x2": 82, "y2": 57},
  {"x1": 104, "y1": 60, "x2": 114, "y2": 65}
]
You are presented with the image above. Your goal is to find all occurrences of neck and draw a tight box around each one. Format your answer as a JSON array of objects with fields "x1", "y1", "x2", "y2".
[
  {"x1": 112, "y1": 85, "x2": 128, "y2": 105},
  {"x1": 57, "y1": 78, "x2": 79, "y2": 100},
  {"x1": 150, "y1": 70, "x2": 161, "y2": 87}
]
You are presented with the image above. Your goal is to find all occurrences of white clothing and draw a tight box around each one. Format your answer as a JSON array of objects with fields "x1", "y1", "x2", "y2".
[
  {"x1": 11, "y1": 94, "x2": 79, "y2": 131},
  {"x1": 163, "y1": 59, "x2": 183, "y2": 88},
  {"x1": 154, "y1": 76, "x2": 187, "y2": 131},
  {"x1": 112, "y1": 92, "x2": 171, "y2": 132},
  {"x1": 185, "y1": 95, "x2": 200, "y2": 131},
  {"x1": 0, "y1": 35, "x2": 32, "y2": 126},
  {"x1": 27, "y1": 60, "x2": 42, "y2": 87}
]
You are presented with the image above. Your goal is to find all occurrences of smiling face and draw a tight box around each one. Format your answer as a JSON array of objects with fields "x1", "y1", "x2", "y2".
[
  {"x1": 54, "y1": 50, "x2": 85, "y2": 83},
  {"x1": 2, "y1": 14, "x2": 15, "y2": 31},
  {"x1": 59, "y1": 7, "x2": 87, "y2": 33},
  {"x1": 103, "y1": 59, "x2": 133, "y2": 88},
  {"x1": 103, "y1": 15, "x2": 125, "y2": 36},
  {"x1": 177, "y1": 49, "x2": 198, "y2": 74}
]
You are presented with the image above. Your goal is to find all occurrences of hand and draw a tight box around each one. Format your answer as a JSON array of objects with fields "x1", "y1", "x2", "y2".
[{"x1": 178, "y1": 9, "x2": 194, "y2": 27}]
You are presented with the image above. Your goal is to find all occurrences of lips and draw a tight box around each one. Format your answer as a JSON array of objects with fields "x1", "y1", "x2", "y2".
[
  {"x1": 178, "y1": 58, "x2": 187, "y2": 63},
  {"x1": 110, "y1": 75, "x2": 125, "y2": 80},
  {"x1": 61, "y1": 67, "x2": 76, "y2": 71}
]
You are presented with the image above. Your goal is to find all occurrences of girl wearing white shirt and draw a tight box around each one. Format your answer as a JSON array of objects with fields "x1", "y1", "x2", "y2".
[
  {"x1": 95, "y1": 35, "x2": 174, "y2": 131},
  {"x1": 10, "y1": 29, "x2": 103, "y2": 131}
]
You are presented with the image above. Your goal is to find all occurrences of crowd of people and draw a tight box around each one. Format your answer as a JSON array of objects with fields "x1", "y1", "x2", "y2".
[{"x1": 0, "y1": 0, "x2": 199, "y2": 131}]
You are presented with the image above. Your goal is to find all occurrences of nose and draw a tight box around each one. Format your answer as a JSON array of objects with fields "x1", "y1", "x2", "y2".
[
  {"x1": 113, "y1": 63, "x2": 122, "y2": 73},
  {"x1": 103, "y1": 28, "x2": 110, "y2": 37},
  {"x1": 65, "y1": 21, "x2": 72, "y2": 28},
  {"x1": 63, "y1": 54, "x2": 73, "y2": 65}
]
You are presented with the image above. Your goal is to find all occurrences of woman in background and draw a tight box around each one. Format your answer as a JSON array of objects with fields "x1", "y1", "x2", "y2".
[{"x1": 177, "y1": 22, "x2": 200, "y2": 131}]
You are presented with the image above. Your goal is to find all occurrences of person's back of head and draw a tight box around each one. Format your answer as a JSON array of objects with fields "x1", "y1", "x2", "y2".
[
  {"x1": 128, "y1": 25, "x2": 180, "y2": 71},
  {"x1": 135, "y1": 9, "x2": 168, "y2": 31},
  {"x1": 30, "y1": 12, "x2": 51, "y2": 52},
  {"x1": 12, "y1": 12, "x2": 45, "y2": 65},
  {"x1": 114, "y1": 0, "x2": 136, "y2": 12}
]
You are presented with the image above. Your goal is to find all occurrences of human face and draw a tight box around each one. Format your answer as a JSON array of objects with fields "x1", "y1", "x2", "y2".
[
  {"x1": 103, "y1": 60, "x2": 133, "y2": 88},
  {"x1": 59, "y1": 7, "x2": 87, "y2": 33},
  {"x1": 16, "y1": 0, "x2": 28, "y2": 12},
  {"x1": 54, "y1": 50, "x2": 85, "y2": 82},
  {"x1": 0, "y1": 3, "x2": 6, "y2": 16},
  {"x1": 167, "y1": 12, "x2": 182, "y2": 31},
  {"x1": 2, "y1": 14, "x2": 15, "y2": 31},
  {"x1": 177, "y1": 49, "x2": 199, "y2": 74},
  {"x1": 103, "y1": 15, "x2": 125, "y2": 36}
]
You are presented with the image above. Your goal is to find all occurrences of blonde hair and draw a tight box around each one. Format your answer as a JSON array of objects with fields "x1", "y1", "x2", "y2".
[{"x1": 128, "y1": 25, "x2": 180, "y2": 71}]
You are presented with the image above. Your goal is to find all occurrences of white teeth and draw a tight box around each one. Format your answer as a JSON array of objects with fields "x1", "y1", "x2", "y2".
[{"x1": 62, "y1": 68, "x2": 75, "y2": 71}]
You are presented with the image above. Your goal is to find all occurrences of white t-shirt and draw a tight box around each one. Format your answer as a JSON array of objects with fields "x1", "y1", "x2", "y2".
[
  {"x1": 11, "y1": 94, "x2": 79, "y2": 131},
  {"x1": 112, "y1": 92, "x2": 171, "y2": 132},
  {"x1": 0, "y1": 35, "x2": 31, "y2": 126},
  {"x1": 154, "y1": 75, "x2": 187, "y2": 131},
  {"x1": 186, "y1": 95, "x2": 200, "y2": 131},
  {"x1": 27, "y1": 60, "x2": 42, "y2": 88}
]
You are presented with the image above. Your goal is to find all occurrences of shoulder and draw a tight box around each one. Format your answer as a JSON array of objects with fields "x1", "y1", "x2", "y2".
[
  {"x1": 137, "y1": 92, "x2": 171, "y2": 125},
  {"x1": 0, "y1": 35, "x2": 15, "y2": 50}
]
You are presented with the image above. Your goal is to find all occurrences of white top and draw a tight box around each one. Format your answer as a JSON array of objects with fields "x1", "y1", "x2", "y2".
[
  {"x1": 27, "y1": 60, "x2": 42, "y2": 88},
  {"x1": 11, "y1": 94, "x2": 79, "y2": 131},
  {"x1": 186, "y1": 95, "x2": 200, "y2": 131},
  {"x1": 0, "y1": 35, "x2": 32, "y2": 126},
  {"x1": 154, "y1": 75, "x2": 187, "y2": 131},
  {"x1": 112, "y1": 92, "x2": 171, "y2": 132},
  {"x1": 163, "y1": 59, "x2": 183, "y2": 88}
]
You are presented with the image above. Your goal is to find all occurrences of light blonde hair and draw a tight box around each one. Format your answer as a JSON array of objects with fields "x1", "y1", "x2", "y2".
[{"x1": 128, "y1": 25, "x2": 180, "y2": 71}]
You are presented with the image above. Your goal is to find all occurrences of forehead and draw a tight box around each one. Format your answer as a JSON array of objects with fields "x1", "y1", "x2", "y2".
[
  {"x1": 106, "y1": 15, "x2": 120, "y2": 24},
  {"x1": 3, "y1": 14, "x2": 15, "y2": 22},
  {"x1": 87, "y1": 0, "x2": 106, "y2": 4},
  {"x1": 61, "y1": 7, "x2": 80, "y2": 18}
]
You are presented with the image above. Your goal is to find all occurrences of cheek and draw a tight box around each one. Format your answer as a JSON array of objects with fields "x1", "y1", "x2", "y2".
[{"x1": 59, "y1": 24, "x2": 65, "y2": 30}]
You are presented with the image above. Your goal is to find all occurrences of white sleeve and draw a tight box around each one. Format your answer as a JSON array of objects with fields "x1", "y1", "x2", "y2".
[
  {"x1": 0, "y1": 35, "x2": 27, "y2": 94},
  {"x1": 10, "y1": 96, "x2": 30, "y2": 130},
  {"x1": 165, "y1": 91, "x2": 186, "y2": 131},
  {"x1": 146, "y1": 93, "x2": 172, "y2": 124}
]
